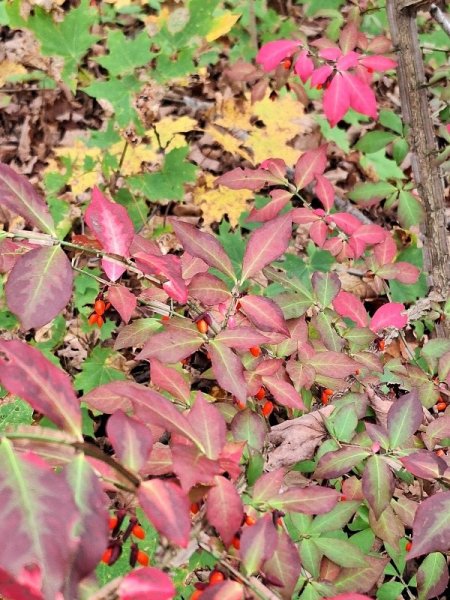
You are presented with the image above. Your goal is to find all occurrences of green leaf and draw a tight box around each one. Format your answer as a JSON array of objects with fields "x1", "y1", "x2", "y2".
[
  {"x1": 329, "y1": 403, "x2": 358, "y2": 442},
  {"x1": 74, "y1": 347, "x2": 126, "y2": 394},
  {"x1": 0, "y1": 397, "x2": 33, "y2": 432},
  {"x1": 129, "y1": 147, "x2": 196, "y2": 202},
  {"x1": 348, "y1": 181, "x2": 397, "y2": 204},
  {"x1": 84, "y1": 75, "x2": 141, "y2": 127},
  {"x1": 115, "y1": 188, "x2": 148, "y2": 230},
  {"x1": 299, "y1": 538, "x2": 321, "y2": 578},
  {"x1": 96, "y1": 30, "x2": 153, "y2": 76},
  {"x1": 362, "y1": 455, "x2": 394, "y2": 519},
  {"x1": 376, "y1": 581, "x2": 406, "y2": 600},
  {"x1": 310, "y1": 500, "x2": 360, "y2": 534},
  {"x1": 315, "y1": 116, "x2": 350, "y2": 152},
  {"x1": 392, "y1": 137, "x2": 409, "y2": 165},
  {"x1": 379, "y1": 110, "x2": 403, "y2": 135},
  {"x1": 360, "y1": 149, "x2": 405, "y2": 180},
  {"x1": 417, "y1": 552, "x2": 448, "y2": 600},
  {"x1": 314, "y1": 537, "x2": 368, "y2": 568},
  {"x1": 390, "y1": 247, "x2": 427, "y2": 303},
  {"x1": 356, "y1": 131, "x2": 397, "y2": 154},
  {"x1": 74, "y1": 268, "x2": 100, "y2": 314},
  {"x1": 398, "y1": 190, "x2": 425, "y2": 228}
]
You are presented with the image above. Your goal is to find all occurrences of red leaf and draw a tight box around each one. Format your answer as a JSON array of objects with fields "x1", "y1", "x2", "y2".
[
  {"x1": 256, "y1": 39, "x2": 302, "y2": 71},
  {"x1": 216, "y1": 167, "x2": 283, "y2": 190},
  {"x1": 240, "y1": 514, "x2": 278, "y2": 574},
  {"x1": 328, "y1": 212, "x2": 361, "y2": 235},
  {"x1": 260, "y1": 158, "x2": 287, "y2": 179},
  {"x1": 247, "y1": 189, "x2": 292, "y2": 222},
  {"x1": 370, "y1": 303, "x2": 407, "y2": 332},
  {"x1": 231, "y1": 409, "x2": 268, "y2": 452},
  {"x1": 188, "y1": 392, "x2": 227, "y2": 460},
  {"x1": 150, "y1": 358, "x2": 190, "y2": 404},
  {"x1": 206, "y1": 475, "x2": 243, "y2": 546},
  {"x1": 0, "y1": 163, "x2": 55, "y2": 235},
  {"x1": 138, "y1": 479, "x2": 190, "y2": 547},
  {"x1": 387, "y1": 390, "x2": 423, "y2": 448},
  {"x1": 215, "y1": 327, "x2": 270, "y2": 350},
  {"x1": 291, "y1": 207, "x2": 321, "y2": 224},
  {"x1": 294, "y1": 146, "x2": 328, "y2": 190},
  {"x1": 107, "y1": 410, "x2": 153, "y2": 472},
  {"x1": 188, "y1": 273, "x2": 231, "y2": 305},
  {"x1": 181, "y1": 252, "x2": 209, "y2": 280},
  {"x1": 309, "y1": 220, "x2": 328, "y2": 247},
  {"x1": 137, "y1": 322, "x2": 204, "y2": 364},
  {"x1": 323, "y1": 74, "x2": 351, "y2": 126},
  {"x1": 376, "y1": 263, "x2": 420, "y2": 285},
  {"x1": 269, "y1": 486, "x2": 340, "y2": 514},
  {"x1": 294, "y1": 50, "x2": 314, "y2": 83},
  {"x1": 0, "y1": 340, "x2": 81, "y2": 438},
  {"x1": 262, "y1": 376, "x2": 306, "y2": 410},
  {"x1": 239, "y1": 294, "x2": 289, "y2": 336},
  {"x1": 400, "y1": 450, "x2": 447, "y2": 481},
  {"x1": 264, "y1": 530, "x2": 302, "y2": 599},
  {"x1": 114, "y1": 318, "x2": 162, "y2": 350},
  {"x1": 307, "y1": 351, "x2": 358, "y2": 378},
  {"x1": 408, "y1": 491, "x2": 450, "y2": 559},
  {"x1": 5, "y1": 245, "x2": 73, "y2": 330},
  {"x1": 314, "y1": 174, "x2": 335, "y2": 211},
  {"x1": 200, "y1": 581, "x2": 244, "y2": 600},
  {"x1": 373, "y1": 235, "x2": 397, "y2": 265},
  {"x1": 169, "y1": 219, "x2": 235, "y2": 281},
  {"x1": 118, "y1": 567, "x2": 176, "y2": 600},
  {"x1": 333, "y1": 291, "x2": 369, "y2": 327},
  {"x1": 172, "y1": 444, "x2": 221, "y2": 491},
  {"x1": 311, "y1": 64, "x2": 334, "y2": 87},
  {"x1": 0, "y1": 565, "x2": 44, "y2": 600},
  {"x1": 359, "y1": 55, "x2": 396, "y2": 72},
  {"x1": 133, "y1": 252, "x2": 188, "y2": 304},
  {"x1": 253, "y1": 469, "x2": 285, "y2": 503},
  {"x1": 85, "y1": 187, "x2": 134, "y2": 281},
  {"x1": 209, "y1": 340, "x2": 247, "y2": 404},
  {"x1": 108, "y1": 285, "x2": 137, "y2": 323},
  {"x1": 342, "y1": 72, "x2": 377, "y2": 120}
]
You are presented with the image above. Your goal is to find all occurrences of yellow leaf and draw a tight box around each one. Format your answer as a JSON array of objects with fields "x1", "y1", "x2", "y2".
[
  {"x1": 192, "y1": 174, "x2": 252, "y2": 227},
  {"x1": 0, "y1": 60, "x2": 27, "y2": 87},
  {"x1": 206, "y1": 12, "x2": 241, "y2": 42}
]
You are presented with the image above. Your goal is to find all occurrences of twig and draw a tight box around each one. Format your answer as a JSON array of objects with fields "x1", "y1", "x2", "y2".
[
  {"x1": 248, "y1": 0, "x2": 258, "y2": 51},
  {"x1": 430, "y1": 3, "x2": 450, "y2": 37}
]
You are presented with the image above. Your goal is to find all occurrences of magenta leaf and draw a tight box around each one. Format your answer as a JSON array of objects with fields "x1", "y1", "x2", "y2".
[
  {"x1": 240, "y1": 514, "x2": 278, "y2": 575},
  {"x1": 64, "y1": 455, "x2": 109, "y2": 596},
  {"x1": 169, "y1": 219, "x2": 235, "y2": 281},
  {"x1": 0, "y1": 340, "x2": 81, "y2": 438},
  {"x1": 247, "y1": 189, "x2": 292, "y2": 223},
  {"x1": 172, "y1": 444, "x2": 221, "y2": 491},
  {"x1": 187, "y1": 392, "x2": 226, "y2": 460},
  {"x1": 216, "y1": 167, "x2": 284, "y2": 191},
  {"x1": 85, "y1": 187, "x2": 134, "y2": 281},
  {"x1": 241, "y1": 214, "x2": 292, "y2": 282},
  {"x1": 264, "y1": 530, "x2": 301, "y2": 599},
  {"x1": 108, "y1": 284, "x2": 137, "y2": 323},
  {"x1": 137, "y1": 322, "x2": 204, "y2": 364},
  {"x1": 107, "y1": 410, "x2": 153, "y2": 472},
  {"x1": 362, "y1": 455, "x2": 394, "y2": 519},
  {"x1": 0, "y1": 163, "x2": 55, "y2": 235},
  {"x1": 342, "y1": 72, "x2": 377, "y2": 120},
  {"x1": 333, "y1": 291, "x2": 369, "y2": 327},
  {"x1": 408, "y1": 491, "x2": 450, "y2": 559},
  {"x1": 239, "y1": 295, "x2": 289, "y2": 335},
  {"x1": 5, "y1": 245, "x2": 73, "y2": 330},
  {"x1": 370, "y1": 302, "x2": 407, "y2": 332},
  {"x1": 323, "y1": 73, "x2": 351, "y2": 126},
  {"x1": 133, "y1": 252, "x2": 188, "y2": 304},
  {"x1": 387, "y1": 390, "x2": 423, "y2": 449},
  {"x1": 312, "y1": 271, "x2": 341, "y2": 308},
  {"x1": 0, "y1": 565, "x2": 44, "y2": 600},
  {"x1": 138, "y1": 479, "x2": 190, "y2": 547},
  {"x1": 359, "y1": 55, "x2": 397, "y2": 71},
  {"x1": 315, "y1": 447, "x2": 371, "y2": 478},
  {"x1": 262, "y1": 377, "x2": 306, "y2": 410},
  {"x1": 215, "y1": 327, "x2": 269, "y2": 350},
  {"x1": 188, "y1": 272, "x2": 231, "y2": 305},
  {"x1": 150, "y1": 358, "x2": 190, "y2": 404},
  {"x1": 294, "y1": 49, "x2": 314, "y2": 83},
  {"x1": 209, "y1": 340, "x2": 247, "y2": 404},
  {"x1": 0, "y1": 440, "x2": 79, "y2": 599},
  {"x1": 256, "y1": 39, "x2": 302, "y2": 71},
  {"x1": 311, "y1": 64, "x2": 334, "y2": 87},
  {"x1": 376, "y1": 262, "x2": 420, "y2": 284},
  {"x1": 314, "y1": 174, "x2": 335, "y2": 211},
  {"x1": 118, "y1": 567, "x2": 176, "y2": 600},
  {"x1": 206, "y1": 475, "x2": 243, "y2": 546},
  {"x1": 294, "y1": 146, "x2": 327, "y2": 190},
  {"x1": 400, "y1": 450, "x2": 447, "y2": 481}
]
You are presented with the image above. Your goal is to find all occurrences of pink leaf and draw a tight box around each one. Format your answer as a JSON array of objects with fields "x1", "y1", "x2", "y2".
[
  {"x1": 188, "y1": 392, "x2": 227, "y2": 460},
  {"x1": 169, "y1": 219, "x2": 235, "y2": 281},
  {"x1": 0, "y1": 163, "x2": 55, "y2": 235},
  {"x1": 333, "y1": 291, "x2": 369, "y2": 327},
  {"x1": 172, "y1": 444, "x2": 221, "y2": 491},
  {"x1": 215, "y1": 327, "x2": 270, "y2": 350},
  {"x1": 231, "y1": 409, "x2": 268, "y2": 452},
  {"x1": 108, "y1": 285, "x2": 137, "y2": 323},
  {"x1": 339, "y1": 22, "x2": 359, "y2": 54},
  {"x1": 342, "y1": 72, "x2": 378, "y2": 120},
  {"x1": 107, "y1": 410, "x2": 153, "y2": 472},
  {"x1": 150, "y1": 358, "x2": 190, "y2": 404},
  {"x1": 314, "y1": 174, "x2": 335, "y2": 211},
  {"x1": 307, "y1": 351, "x2": 359, "y2": 378},
  {"x1": 309, "y1": 220, "x2": 327, "y2": 247},
  {"x1": 359, "y1": 55, "x2": 396, "y2": 72},
  {"x1": 138, "y1": 480, "x2": 190, "y2": 547},
  {"x1": 240, "y1": 514, "x2": 278, "y2": 575},
  {"x1": 188, "y1": 273, "x2": 231, "y2": 305},
  {"x1": 200, "y1": 581, "x2": 244, "y2": 600},
  {"x1": 85, "y1": 187, "x2": 134, "y2": 281},
  {"x1": 263, "y1": 376, "x2": 306, "y2": 410},
  {"x1": 376, "y1": 263, "x2": 420, "y2": 285},
  {"x1": 241, "y1": 214, "x2": 292, "y2": 281},
  {"x1": 181, "y1": 252, "x2": 209, "y2": 280},
  {"x1": 349, "y1": 224, "x2": 387, "y2": 257},
  {"x1": 370, "y1": 303, "x2": 407, "y2": 332},
  {"x1": 264, "y1": 530, "x2": 302, "y2": 599},
  {"x1": 319, "y1": 47, "x2": 342, "y2": 61},
  {"x1": 311, "y1": 64, "x2": 334, "y2": 88},
  {"x1": 209, "y1": 340, "x2": 247, "y2": 404},
  {"x1": 323, "y1": 73, "x2": 351, "y2": 126},
  {"x1": 0, "y1": 565, "x2": 44, "y2": 600},
  {"x1": 272, "y1": 486, "x2": 340, "y2": 514},
  {"x1": 118, "y1": 568, "x2": 176, "y2": 600},
  {"x1": 291, "y1": 207, "x2": 321, "y2": 224},
  {"x1": 137, "y1": 322, "x2": 204, "y2": 364},
  {"x1": 134, "y1": 252, "x2": 188, "y2": 304},
  {"x1": 337, "y1": 51, "x2": 359, "y2": 71},
  {"x1": 294, "y1": 146, "x2": 328, "y2": 190},
  {"x1": 216, "y1": 167, "x2": 283, "y2": 190},
  {"x1": 328, "y1": 212, "x2": 362, "y2": 235},
  {"x1": 0, "y1": 340, "x2": 81, "y2": 438},
  {"x1": 247, "y1": 189, "x2": 292, "y2": 222},
  {"x1": 259, "y1": 158, "x2": 287, "y2": 179},
  {"x1": 373, "y1": 235, "x2": 397, "y2": 266},
  {"x1": 206, "y1": 475, "x2": 243, "y2": 546},
  {"x1": 256, "y1": 40, "x2": 302, "y2": 71},
  {"x1": 253, "y1": 469, "x2": 285, "y2": 502},
  {"x1": 294, "y1": 50, "x2": 314, "y2": 82},
  {"x1": 239, "y1": 295, "x2": 289, "y2": 336},
  {"x1": 5, "y1": 245, "x2": 73, "y2": 330}
]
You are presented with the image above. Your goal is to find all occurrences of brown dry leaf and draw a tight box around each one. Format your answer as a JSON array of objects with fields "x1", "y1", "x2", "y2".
[
  {"x1": 207, "y1": 91, "x2": 306, "y2": 165},
  {"x1": 0, "y1": 60, "x2": 27, "y2": 87},
  {"x1": 192, "y1": 173, "x2": 252, "y2": 226},
  {"x1": 266, "y1": 405, "x2": 335, "y2": 470}
]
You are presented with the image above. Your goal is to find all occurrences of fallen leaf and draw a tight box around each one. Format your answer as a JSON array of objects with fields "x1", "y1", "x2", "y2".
[{"x1": 192, "y1": 174, "x2": 252, "y2": 226}]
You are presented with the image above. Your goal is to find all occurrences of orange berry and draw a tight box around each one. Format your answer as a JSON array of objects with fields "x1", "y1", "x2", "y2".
[
  {"x1": 191, "y1": 591, "x2": 203, "y2": 600},
  {"x1": 190, "y1": 503, "x2": 200, "y2": 514},
  {"x1": 250, "y1": 346, "x2": 261, "y2": 357},
  {"x1": 94, "y1": 299, "x2": 106, "y2": 315},
  {"x1": 101, "y1": 548, "x2": 113, "y2": 564},
  {"x1": 405, "y1": 541, "x2": 412, "y2": 552},
  {"x1": 282, "y1": 58, "x2": 292, "y2": 70},
  {"x1": 209, "y1": 571, "x2": 225, "y2": 585},
  {"x1": 436, "y1": 402, "x2": 447, "y2": 411},
  {"x1": 196, "y1": 319, "x2": 208, "y2": 334},
  {"x1": 162, "y1": 315, "x2": 170, "y2": 323},
  {"x1": 237, "y1": 400, "x2": 246, "y2": 410},
  {"x1": 136, "y1": 550, "x2": 149, "y2": 566},
  {"x1": 436, "y1": 449, "x2": 445, "y2": 457},
  {"x1": 132, "y1": 524, "x2": 145, "y2": 539},
  {"x1": 96, "y1": 315, "x2": 104, "y2": 328},
  {"x1": 378, "y1": 339, "x2": 385, "y2": 351},
  {"x1": 262, "y1": 401, "x2": 274, "y2": 417},
  {"x1": 88, "y1": 313, "x2": 98, "y2": 326},
  {"x1": 276, "y1": 517, "x2": 283, "y2": 527},
  {"x1": 255, "y1": 387, "x2": 266, "y2": 401},
  {"x1": 340, "y1": 495, "x2": 347, "y2": 502},
  {"x1": 108, "y1": 516, "x2": 118, "y2": 530},
  {"x1": 231, "y1": 536, "x2": 240, "y2": 550},
  {"x1": 245, "y1": 514, "x2": 257, "y2": 526},
  {"x1": 324, "y1": 388, "x2": 333, "y2": 396}
]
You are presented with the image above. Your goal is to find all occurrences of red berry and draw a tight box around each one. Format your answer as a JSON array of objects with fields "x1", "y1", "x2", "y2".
[
  {"x1": 405, "y1": 541, "x2": 412, "y2": 552},
  {"x1": 96, "y1": 315, "x2": 104, "y2": 328},
  {"x1": 262, "y1": 401, "x2": 274, "y2": 417},
  {"x1": 316, "y1": 83, "x2": 323, "y2": 90},
  {"x1": 136, "y1": 550, "x2": 149, "y2": 566},
  {"x1": 209, "y1": 571, "x2": 225, "y2": 585},
  {"x1": 250, "y1": 346, "x2": 261, "y2": 357},
  {"x1": 132, "y1": 524, "x2": 145, "y2": 540},
  {"x1": 94, "y1": 299, "x2": 106, "y2": 315},
  {"x1": 190, "y1": 502, "x2": 200, "y2": 514},
  {"x1": 236, "y1": 400, "x2": 246, "y2": 410},
  {"x1": 367, "y1": 67, "x2": 374, "y2": 74},
  {"x1": 191, "y1": 591, "x2": 203, "y2": 600},
  {"x1": 162, "y1": 315, "x2": 170, "y2": 323},
  {"x1": 245, "y1": 514, "x2": 257, "y2": 526},
  {"x1": 231, "y1": 536, "x2": 240, "y2": 550},
  {"x1": 436, "y1": 402, "x2": 447, "y2": 412},
  {"x1": 88, "y1": 313, "x2": 98, "y2": 326},
  {"x1": 378, "y1": 339, "x2": 385, "y2": 351},
  {"x1": 196, "y1": 319, "x2": 208, "y2": 334},
  {"x1": 108, "y1": 516, "x2": 118, "y2": 530},
  {"x1": 255, "y1": 387, "x2": 266, "y2": 401},
  {"x1": 282, "y1": 57, "x2": 292, "y2": 70},
  {"x1": 101, "y1": 547, "x2": 113, "y2": 564}
]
